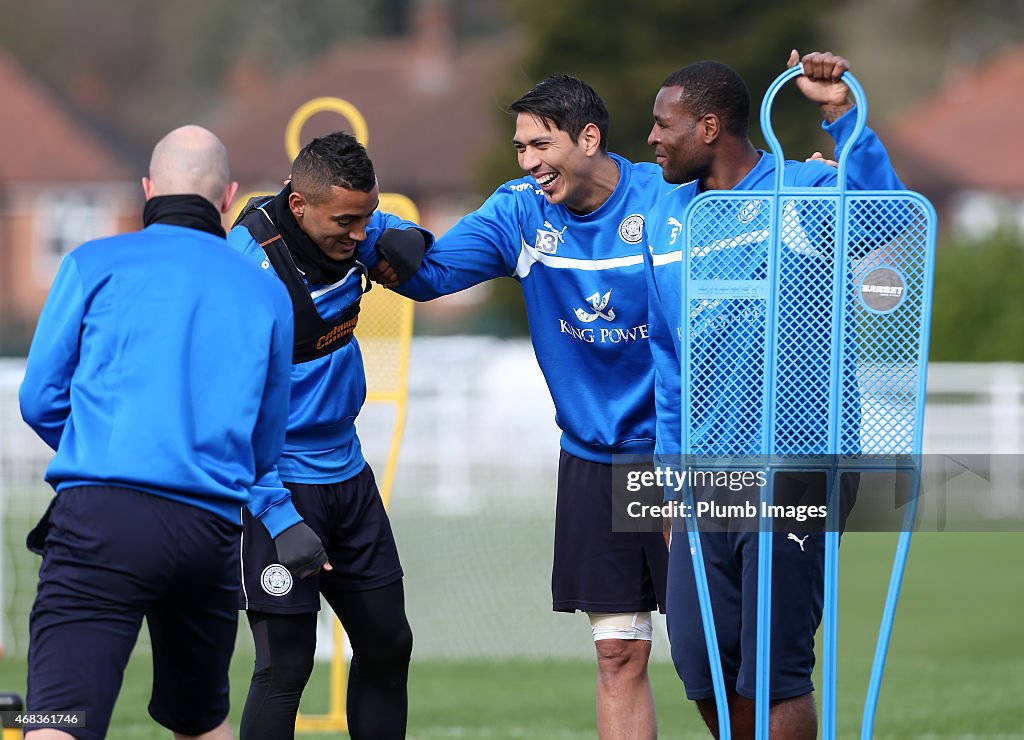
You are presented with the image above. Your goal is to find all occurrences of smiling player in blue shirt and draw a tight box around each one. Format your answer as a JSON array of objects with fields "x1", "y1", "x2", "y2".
[
  {"x1": 229, "y1": 132, "x2": 431, "y2": 740},
  {"x1": 644, "y1": 51, "x2": 904, "y2": 738},
  {"x1": 377, "y1": 76, "x2": 673, "y2": 739}
]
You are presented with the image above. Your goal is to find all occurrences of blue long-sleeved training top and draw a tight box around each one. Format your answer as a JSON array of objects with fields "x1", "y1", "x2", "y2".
[
  {"x1": 643, "y1": 108, "x2": 906, "y2": 457},
  {"x1": 394, "y1": 153, "x2": 675, "y2": 463},
  {"x1": 19, "y1": 223, "x2": 301, "y2": 537},
  {"x1": 228, "y1": 208, "x2": 426, "y2": 492}
]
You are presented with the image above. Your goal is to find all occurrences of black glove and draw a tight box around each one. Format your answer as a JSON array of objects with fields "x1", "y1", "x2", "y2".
[
  {"x1": 375, "y1": 228, "x2": 428, "y2": 284},
  {"x1": 273, "y1": 522, "x2": 328, "y2": 579}
]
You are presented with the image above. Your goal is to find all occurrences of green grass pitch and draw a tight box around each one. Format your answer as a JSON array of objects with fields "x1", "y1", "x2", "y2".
[{"x1": 0, "y1": 532, "x2": 1020, "y2": 738}]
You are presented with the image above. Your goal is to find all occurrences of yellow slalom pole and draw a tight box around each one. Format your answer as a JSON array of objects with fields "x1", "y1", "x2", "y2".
[
  {"x1": 0, "y1": 692, "x2": 22, "y2": 739},
  {"x1": 226, "y1": 191, "x2": 266, "y2": 226},
  {"x1": 285, "y1": 97, "x2": 370, "y2": 156},
  {"x1": 290, "y1": 102, "x2": 418, "y2": 735},
  {"x1": 362, "y1": 193, "x2": 419, "y2": 513}
]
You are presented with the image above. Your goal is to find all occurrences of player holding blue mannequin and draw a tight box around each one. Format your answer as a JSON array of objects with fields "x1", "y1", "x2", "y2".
[
  {"x1": 644, "y1": 51, "x2": 904, "y2": 739},
  {"x1": 378, "y1": 75, "x2": 672, "y2": 740}
]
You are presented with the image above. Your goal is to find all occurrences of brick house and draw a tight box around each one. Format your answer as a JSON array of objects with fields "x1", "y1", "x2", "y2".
[
  {"x1": 214, "y1": 4, "x2": 520, "y2": 238},
  {"x1": 0, "y1": 52, "x2": 139, "y2": 352},
  {"x1": 885, "y1": 45, "x2": 1024, "y2": 238}
]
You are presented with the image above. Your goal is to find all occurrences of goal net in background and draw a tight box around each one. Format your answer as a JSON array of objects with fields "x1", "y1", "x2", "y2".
[
  {"x1": 1, "y1": 342, "x2": 1022, "y2": 660},
  {"x1": 0, "y1": 338, "x2": 672, "y2": 662}
]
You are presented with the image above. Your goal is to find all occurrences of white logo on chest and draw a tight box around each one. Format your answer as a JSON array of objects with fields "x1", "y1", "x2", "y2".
[
  {"x1": 619, "y1": 214, "x2": 645, "y2": 244},
  {"x1": 534, "y1": 221, "x2": 567, "y2": 254},
  {"x1": 574, "y1": 289, "x2": 616, "y2": 322},
  {"x1": 667, "y1": 217, "x2": 683, "y2": 246}
]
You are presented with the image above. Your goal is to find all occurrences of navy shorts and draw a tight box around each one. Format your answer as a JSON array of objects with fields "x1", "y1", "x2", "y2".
[
  {"x1": 241, "y1": 464, "x2": 403, "y2": 613},
  {"x1": 26, "y1": 485, "x2": 240, "y2": 740},
  {"x1": 552, "y1": 450, "x2": 668, "y2": 614},
  {"x1": 666, "y1": 471, "x2": 857, "y2": 701}
]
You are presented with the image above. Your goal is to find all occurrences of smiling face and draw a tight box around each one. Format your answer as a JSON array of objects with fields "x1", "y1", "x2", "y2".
[
  {"x1": 648, "y1": 85, "x2": 713, "y2": 185},
  {"x1": 512, "y1": 113, "x2": 597, "y2": 212},
  {"x1": 290, "y1": 184, "x2": 380, "y2": 260}
]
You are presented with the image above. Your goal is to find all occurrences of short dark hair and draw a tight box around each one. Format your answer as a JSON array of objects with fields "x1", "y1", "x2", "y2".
[
  {"x1": 290, "y1": 131, "x2": 376, "y2": 202},
  {"x1": 510, "y1": 74, "x2": 610, "y2": 152},
  {"x1": 660, "y1": 61, "x2": 750, "y2": 137}
]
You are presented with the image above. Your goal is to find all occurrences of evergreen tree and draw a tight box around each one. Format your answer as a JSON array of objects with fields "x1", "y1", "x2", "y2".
[{"x1": 480, "y1": 0, "x2": 836, "y2": 187}]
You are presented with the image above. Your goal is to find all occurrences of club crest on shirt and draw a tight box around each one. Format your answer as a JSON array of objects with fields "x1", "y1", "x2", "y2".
[
  {"x1": 738, "y1": 199, "x2": 762, "y2": 224},
  {"x1": 261, "y1": 563, "x2": 293, "y2": 596},
  {"x1": 535, "y1": 221, "x2": 567, "y2": 254},
  {"x1": 619, "y1": 214, "x2": 645, "y2": 244}
]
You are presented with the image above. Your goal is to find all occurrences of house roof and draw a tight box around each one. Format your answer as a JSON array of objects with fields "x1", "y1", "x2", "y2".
[
  {"x1": 885, "y1": 45, "x2": 1024, "y2": 194},
  {"x1": 214, "y1": 32, "x2": 521, "y2": 197},
  {"x1": 0, "y1": 51, "x2": 133, "y2": 184}
]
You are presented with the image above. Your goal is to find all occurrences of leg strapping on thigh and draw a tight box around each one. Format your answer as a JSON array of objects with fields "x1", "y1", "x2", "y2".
[{"x1": 588, "y1": 612, "x2": 653, "y2": 642}]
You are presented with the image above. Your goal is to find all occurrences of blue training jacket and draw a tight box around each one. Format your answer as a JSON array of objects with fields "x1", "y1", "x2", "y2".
[
  {"x1": 643, "y1": 108, "x2": 905, "y2": 457},
  {"x1": 228, "y1": 205, "x2": 428, "y2": 495},
  {"x1": 395, "y1": 153, "x2": 675, "y2": 463},
  {"x1": 19, "y1": 223, "x2": 300, "y2": 537}
]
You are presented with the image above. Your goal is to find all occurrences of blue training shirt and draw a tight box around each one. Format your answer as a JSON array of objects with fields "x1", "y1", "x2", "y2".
[
  {"x1": 19, "y1": 223, "x2": 300, "y2": 537},
  {"x1": 228, "y1": 206, "x2": 429, "y2": 494},
  {"x1": 643, "y1": 108, "x2": 905, "y2": 457},
  {"x1": 395, "y1": 153, "x2": 675, "y2": 463}
]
